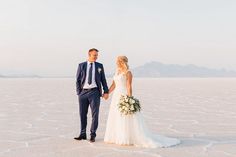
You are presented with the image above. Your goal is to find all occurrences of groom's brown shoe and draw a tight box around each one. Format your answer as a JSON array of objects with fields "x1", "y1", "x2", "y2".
[
  {"x1": 89, "y1": 136, "x2": 95, "y2": 143},
  {"x1": 74, "y1": 134, "x2": 87, "y2": 140}
]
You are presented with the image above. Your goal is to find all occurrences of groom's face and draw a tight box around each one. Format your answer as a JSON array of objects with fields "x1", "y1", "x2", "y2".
[{"x1": 88, "y1": 51, "x2": 98, "y2": 62}]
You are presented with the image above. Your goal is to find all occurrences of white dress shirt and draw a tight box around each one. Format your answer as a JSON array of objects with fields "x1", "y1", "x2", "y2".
[{"x1": 83, "y1": 61, "x2": 97, "y2": 89}]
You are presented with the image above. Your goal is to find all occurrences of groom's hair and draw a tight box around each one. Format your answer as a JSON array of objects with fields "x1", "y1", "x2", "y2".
[{"x1": 89, "y1": 48, "x2": 99, "y2": 52}]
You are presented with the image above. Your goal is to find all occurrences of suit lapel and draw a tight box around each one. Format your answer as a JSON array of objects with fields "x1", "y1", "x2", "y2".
[
  {"x1": 84, "y1": 62, "x2": 87, "y2": 77},
  {"x1": 95, "y1": 62, "x2": 99, "y2": 85},
  {"x1": 82, "y1": 61, "x2": 87, "y2": 86},
  {"x1": 95, "y1": 62, "x2": 98, "y2": 77}
]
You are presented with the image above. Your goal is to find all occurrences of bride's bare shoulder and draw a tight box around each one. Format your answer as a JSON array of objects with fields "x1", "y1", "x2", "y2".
[{"x1": 125, "y1": 70, "x2": 133, "y2": 77}]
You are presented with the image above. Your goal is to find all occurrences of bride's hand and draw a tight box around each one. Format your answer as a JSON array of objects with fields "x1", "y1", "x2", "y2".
[{"x1": 103, "y1": 93, "x2": 109, "y2": 100}]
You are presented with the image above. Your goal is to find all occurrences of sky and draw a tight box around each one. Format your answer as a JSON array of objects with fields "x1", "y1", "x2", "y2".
[{"x1": 0, "y1": 0, "x2": 236, "y2": 76}]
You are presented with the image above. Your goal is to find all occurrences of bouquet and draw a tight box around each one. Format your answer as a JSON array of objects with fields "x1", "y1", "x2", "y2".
[{"x1": 118, "y1": 95, "x2": 141, "y2": 115}]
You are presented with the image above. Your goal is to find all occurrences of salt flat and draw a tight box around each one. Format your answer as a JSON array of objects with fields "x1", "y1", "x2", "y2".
[{"x1": 0, "y1": 78, "x2": 236, "y2": 157}]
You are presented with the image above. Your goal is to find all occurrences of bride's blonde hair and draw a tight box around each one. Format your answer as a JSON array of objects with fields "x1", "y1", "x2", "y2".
[{"x1": 117, "y1": 56, "x2": 129, "y2": 73}]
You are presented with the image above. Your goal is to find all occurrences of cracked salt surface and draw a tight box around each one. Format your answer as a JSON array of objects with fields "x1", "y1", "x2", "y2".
[{"x1": 0, "y1": 78, "x2": 236, "y2": 157}]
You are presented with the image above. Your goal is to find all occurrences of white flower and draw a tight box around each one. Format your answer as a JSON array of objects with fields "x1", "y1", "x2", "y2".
[
  {"x1": 130, "y1": 105, "x2": 135, "y2": 111},
  {"x1": 129, "y1": 99, "x2": 135, "y2": 104},
  {"x1": 98, "y1": 68, "x2": 102, "y2": 73}
]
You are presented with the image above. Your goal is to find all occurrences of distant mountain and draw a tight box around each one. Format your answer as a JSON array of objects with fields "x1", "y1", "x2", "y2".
[
  {"x1": 1, "y1": 62, "x2": 236, "y2": 78},
  {"x1": 132, "y1": 61, "x2": 236, "y2": 77}
]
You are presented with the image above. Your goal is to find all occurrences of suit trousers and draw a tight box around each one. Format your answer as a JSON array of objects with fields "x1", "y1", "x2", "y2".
[{"x1": 78, "y1": 88, "x2": 100, "y2": 137}]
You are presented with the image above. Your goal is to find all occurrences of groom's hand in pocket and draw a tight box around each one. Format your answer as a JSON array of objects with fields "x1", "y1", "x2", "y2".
[{"x1": 103, "y1": 93, "x2": 109, "y2": 100}]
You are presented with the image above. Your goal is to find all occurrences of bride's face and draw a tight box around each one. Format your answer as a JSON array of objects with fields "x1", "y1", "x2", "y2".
[{"x1": 116, "y1": 59, "x2": 122, "y2": 69}]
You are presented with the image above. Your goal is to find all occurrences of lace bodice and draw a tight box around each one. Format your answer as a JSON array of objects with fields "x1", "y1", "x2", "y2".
[{"x1": 113, "y1": 71, "x2": 128, "y2": 94}]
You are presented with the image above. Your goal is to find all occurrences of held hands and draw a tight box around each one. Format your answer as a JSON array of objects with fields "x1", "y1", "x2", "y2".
[{"x1": 102, "y1": 93, "x2": 109, "y2": 100}]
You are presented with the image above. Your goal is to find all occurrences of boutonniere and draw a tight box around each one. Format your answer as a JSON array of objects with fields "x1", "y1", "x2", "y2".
[{"x1": 98, "y1": 68, "x2": 102, "y2": 73}]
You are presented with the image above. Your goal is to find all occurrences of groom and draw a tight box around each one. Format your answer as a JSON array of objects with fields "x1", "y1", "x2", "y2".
[{"x1": 74, "y1": 48, "x2": 109, "y2": 143}]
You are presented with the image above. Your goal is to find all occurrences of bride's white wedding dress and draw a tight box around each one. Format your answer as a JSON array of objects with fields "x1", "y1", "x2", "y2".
[{"x1": 104, "y1": 71, "x2": 181, "y2": 148}]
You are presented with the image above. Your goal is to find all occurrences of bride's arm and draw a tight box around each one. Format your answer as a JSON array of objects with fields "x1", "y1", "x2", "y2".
[
  {"x1": 126, "y1": 71, "x2": 133, "y2": 96},
  {"x1": 108, "y1": 80, "x2": 116, "y2": 94}
]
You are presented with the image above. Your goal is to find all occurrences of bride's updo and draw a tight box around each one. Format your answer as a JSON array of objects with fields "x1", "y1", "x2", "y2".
[{"x1": 116, "y1": 56, "x2": 129, "y2": 73}]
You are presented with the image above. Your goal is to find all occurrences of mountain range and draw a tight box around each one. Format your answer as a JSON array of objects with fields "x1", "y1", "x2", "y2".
[
  {"x1": 1, "y1": 61, "x2": 236, "y2": 78},
  {"x1": 132, "y1": 61, "x2": 236, "y2": 77}
]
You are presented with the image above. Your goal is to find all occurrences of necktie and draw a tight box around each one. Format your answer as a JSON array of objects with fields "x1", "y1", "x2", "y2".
[{"x1": 88, "y1": 63, "x2": 93, "y2": 85}]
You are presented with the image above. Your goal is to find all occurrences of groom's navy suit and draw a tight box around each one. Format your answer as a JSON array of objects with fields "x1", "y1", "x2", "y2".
[{"x1": 76, "y1": 61, "x2": 109, "y2": 137}]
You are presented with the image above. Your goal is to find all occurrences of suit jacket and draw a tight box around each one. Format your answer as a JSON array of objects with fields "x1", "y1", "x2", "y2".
[{"x1": 76, "y1": 61, "x2": 109, "y2": 97}]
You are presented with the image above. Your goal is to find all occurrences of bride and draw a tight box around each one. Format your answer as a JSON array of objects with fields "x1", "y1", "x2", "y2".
[{"x1": 104, "y1": 56, "x2": 181, "y2": 148}]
